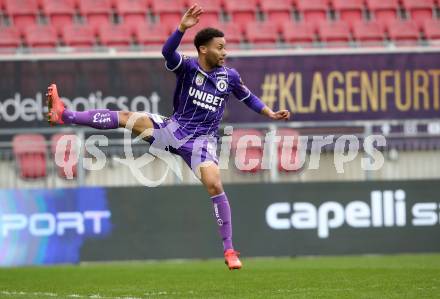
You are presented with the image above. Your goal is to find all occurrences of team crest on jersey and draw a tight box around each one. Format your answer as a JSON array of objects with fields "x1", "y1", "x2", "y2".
[
  {"x1": 216, "y1": 79, "x2": 228, "y2": 92},
  {"x1": 195, "y1": 72, "x2": 205, "y2": 86}
]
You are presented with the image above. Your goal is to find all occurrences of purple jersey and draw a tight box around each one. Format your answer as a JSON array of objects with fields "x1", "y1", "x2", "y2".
[
  {"x1": 166, "y1": 55, "x2": 250, "y2": 137},
  {"x1": 153, "y1": 29, "x2": 266, "y2": 171}
]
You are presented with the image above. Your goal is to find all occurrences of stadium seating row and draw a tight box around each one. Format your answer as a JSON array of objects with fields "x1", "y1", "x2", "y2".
[
  {"x1": 1, "y1": 18, "x2": 440, "y2": 50},
  {"x1": 11, "y1": 130, "x2": 440, "y2": 179},
  {"x1": 230, "y1": 128, "x2": 302, "y2": 173},
  {"x1": 1, "y1": 0, "x2": 439, "y2": 27},
  {"x1": 0, "y1": 0, "x2": 439, "y2": 50},
  {"x1": 2, "y1": 0, "x2": 440, "y2": 30},
  {"x1": 13, "y1": 133, "x2": 77, "y2": 179},
  {"x1": 11, "y1": 130, "x2": 301, "y2": 179}
]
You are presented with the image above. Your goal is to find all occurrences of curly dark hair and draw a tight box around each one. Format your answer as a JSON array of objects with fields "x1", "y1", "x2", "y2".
[{"x1": 194, "y1": 27, "x2": 225, "y2": 52}]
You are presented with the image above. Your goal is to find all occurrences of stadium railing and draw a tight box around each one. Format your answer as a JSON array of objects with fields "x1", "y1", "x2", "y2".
[{"x1": 1, "y1": 118, "x2": 440, "y2": 190}]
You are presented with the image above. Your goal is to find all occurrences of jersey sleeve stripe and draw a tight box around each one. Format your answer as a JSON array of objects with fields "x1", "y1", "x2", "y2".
[
  {"x1": 238, "y1": 89, "x2": 251, "y2": 102},
  {"x1": 165, "y1": 54, "x2": 183, "y2": 72}
]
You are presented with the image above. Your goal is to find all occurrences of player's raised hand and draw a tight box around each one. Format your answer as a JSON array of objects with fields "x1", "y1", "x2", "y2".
[{"x1": 179, "y1": 4, "x2": 203, "y2": 32}]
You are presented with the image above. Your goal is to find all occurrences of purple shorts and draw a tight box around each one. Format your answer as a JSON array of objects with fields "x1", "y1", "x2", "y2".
[{"x1": 146, "y1": 113, "x2": 218, "y2": 173}]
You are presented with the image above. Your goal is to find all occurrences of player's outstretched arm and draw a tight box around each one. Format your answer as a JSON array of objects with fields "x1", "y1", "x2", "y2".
[
  {"x1": 161, "y1": 4, "x2": 203, "y2": 70},
  {"x1": 232, "y1": 69, "x2": 291, "y2": 121},
  {"x1": 243, "y1": 95, "x2": 291, "y2": 121},
  {"x1": 261, "y1": 106, "x2": 291, "y2": 121}
]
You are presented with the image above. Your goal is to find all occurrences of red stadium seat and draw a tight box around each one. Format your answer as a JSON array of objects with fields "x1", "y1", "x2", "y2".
[
  {"x1": 78, "y1": 0, "x2": 112, "y2": 32},
  {"x1": 352, "y1": 21, "x2": 385, "y2": 44},
  {"x1": 245, "y1": 21, "x2": 279, "y2": 44},
  {"x1": 0, "y1": 26, "x2": 21, "y2": 49},
  {"x1": 150, "y1": 0, "x2": 185, "y2": 31},
  {"x1": 296, "y1": 0, "x2": 329, "y2": 25},
  {"x1": 135, "y1": 23, "x2": 170, "y2": 46},
  {"x1": 402, "y1": 0, "x2": 435, "y2": 28},
  {"x1": 99, "y1": 23, "x2": 132, "y2": 47},
  {"x1": 423, "y1": 19, "x2": 440, "y2": 41},
  {"x1": 223, "y1": 0, "x2": 258, "y2": 31},
  {"x1": 231, "y1": 129, "x2": 264, "y2": 173},
  {"x1": 276, "y1": 128, "x2": 302, "y2": 172},
  {"x1": 260, "y1": 0, "x2": 293, "y2": 30},
  {"x1": 13, "y1": 134, "x2": 47, "y2": 179},
  {"x1": 115, "y1": 0, "x2": 148, "y2": 29},
  {"x1": 51, "y1": 133, "x2": 78, "y2": 179},
  {"x1": 62, "y1": 24, "x2": 96, "y2": 47},
  {"x1": 221, "y1": 22, "x2": 243, "y2": 45},
  {"x1": 332, "y1": 0, "x2": 364, "y2": 26},
  {"x1": 179, "y1": 20, "x2": 239, "y2": 47},
  {"x1": 183, "y1": 21, "x2": 242, "y2": 46},
  {"x1": 24, "y1": 24, "x2": 58, "y2": 48},
  {"x1": 180, "y1": 26, "x2": 197, "y2": 45},
  {"x1": 366, "y1": 0, "x2": 399, "y2": 27},
  {"x1": 187, "y1": 15, "x2": 221, "y2": 30},
  {"x1": 182, "y1": 0, "x2": 221, "y2": 24},
  {"x1": 180, "y1": 18, "x2": 218, "y2": 45},
  {"x1": 4, "y1": 0, "x2": 38, "y2": 32},
  {"x1": 387, "y1": 20, "x2": 420, "y2": 43},
  {"x1": 282, "y1": 21, "x2": 315, "y2": 44},
  {"x1": 318, "y1": 20, "x2": 351, "y2": 44},
  {"x1": 41, "y1": 0, "x2": 75, "y2": 33}
]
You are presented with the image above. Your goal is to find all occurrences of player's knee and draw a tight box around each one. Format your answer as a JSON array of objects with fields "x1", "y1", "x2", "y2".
[
  {"x1": 118, "y1": 111, "x2": 132, "y2": 127},
  {"x1": 207, "y1": 181, "x2": 224, "y2": 196}
]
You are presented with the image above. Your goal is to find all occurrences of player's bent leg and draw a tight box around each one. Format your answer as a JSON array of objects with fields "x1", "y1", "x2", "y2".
[
  {"x1": 199, "y1": 164, "x2": 242, "y2": 270},
  {"x1": 46, "y1": 84, "x2": 154, "y2": 139},
  {"x1": 117, "y1": 111, "x2": 155, "y2": 138}
]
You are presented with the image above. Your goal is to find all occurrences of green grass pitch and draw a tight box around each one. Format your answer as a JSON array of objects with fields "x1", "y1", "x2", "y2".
[{"x1": 0, "y1": 254, "x2": 439, "y2": 299}]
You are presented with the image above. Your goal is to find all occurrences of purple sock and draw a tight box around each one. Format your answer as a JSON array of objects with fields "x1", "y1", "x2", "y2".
[
  {"x1": 62, "y1": 109, "x2": 119, "y2": 130},
  {"x1": 211, "y1": 192, "x2": 233, "y2": 252}
]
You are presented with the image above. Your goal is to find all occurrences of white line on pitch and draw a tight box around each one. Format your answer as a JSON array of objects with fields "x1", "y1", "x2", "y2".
[{"x1": 0, "y1": 290, "x2": 144, "y2": 299}]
